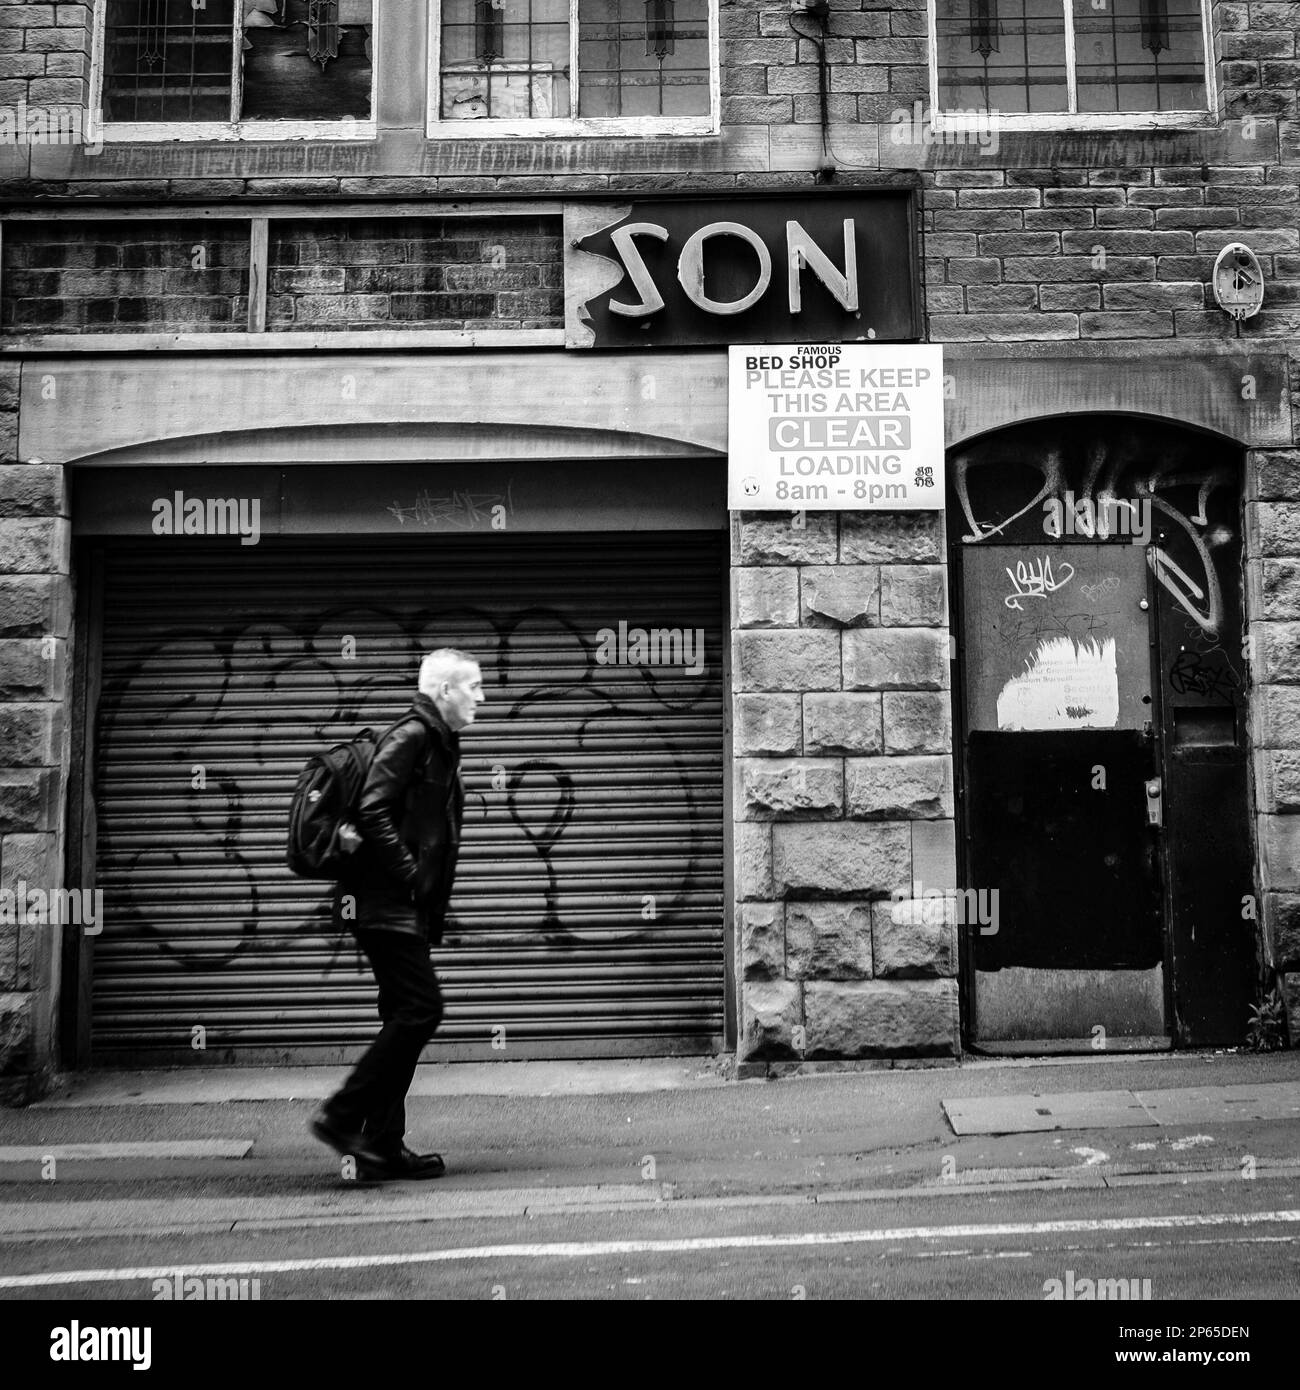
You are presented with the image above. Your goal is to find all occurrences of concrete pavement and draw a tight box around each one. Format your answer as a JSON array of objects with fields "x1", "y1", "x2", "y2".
[
  {"x1": 1, "y1": 1049, "x2": 1297, "y2": 1302},
  {"x1": 31, "y1": 1058, "x2": 734, "y2": 1107}
]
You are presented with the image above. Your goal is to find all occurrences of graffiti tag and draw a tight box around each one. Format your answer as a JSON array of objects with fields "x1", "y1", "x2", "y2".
[
  {"x1": 1003, "y1": 555, "x2": 1076, "y2": 611},
  {"x1": 1169, "y1": 649, "x2": 1241, "y2": 701}
]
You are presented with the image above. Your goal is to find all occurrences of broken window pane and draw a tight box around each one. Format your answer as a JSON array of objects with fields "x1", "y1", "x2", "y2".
[
  {"x1": 440, "y1": 0, "x2": 572, "y2": 120},
  {"x1": 241, "y1": 0, "x2": 373, "y2": 121},
  {"x1": 100, "y1": 0, "x2": 373, "y2": 125}
]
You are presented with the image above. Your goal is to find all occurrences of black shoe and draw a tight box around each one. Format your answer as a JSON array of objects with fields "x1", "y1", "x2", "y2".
[
  {"x1": 309, "y1": 1109, "x2": 387, "y2": 1168},
  {"x1": 357, "y1": 1144, "x2": 447, "y2": 1181}
]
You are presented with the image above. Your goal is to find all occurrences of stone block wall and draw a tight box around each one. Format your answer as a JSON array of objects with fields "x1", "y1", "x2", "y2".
[
  {"x1": 722, "y1": 0, "x2": 926, "y2": 128},
  {"x1": 0, "y1": 1, "x2": 92, "y2": 117},
  {"x1": 731, "y1": 509, "x2": 960, "y2": 1064},
  {"x1": 1250, "y1": 353, "x2": 1300, "y2": 1043},
  {"x1": 0, "y1": 362, "x2": 71, "y2": 1102}
]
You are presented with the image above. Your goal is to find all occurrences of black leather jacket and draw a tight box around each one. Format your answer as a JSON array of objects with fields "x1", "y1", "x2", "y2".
[{"x1": 336, "y1": 695, "x2": 464, "y2": 944}]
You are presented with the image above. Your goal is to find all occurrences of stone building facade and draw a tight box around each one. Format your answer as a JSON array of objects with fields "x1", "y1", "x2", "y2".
[{"x1": 1, "y1": 0, "x2": 1298, "y2": 1099}]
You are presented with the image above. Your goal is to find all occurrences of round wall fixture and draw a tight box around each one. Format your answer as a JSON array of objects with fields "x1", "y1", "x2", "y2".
[{"x1": 1211, "y1": 242, "x2": 1264, "y2": 320}]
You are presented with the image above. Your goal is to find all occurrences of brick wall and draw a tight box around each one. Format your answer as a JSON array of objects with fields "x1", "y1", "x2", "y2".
[
  {"x1": 1, "y1": 221, "x2": 249, "y2": 333},
  {"x1": 731, "y1": 510, "x2": 960, "y2": 1066},
  {"x1": 921, "y1": 166, "x2": 1300, "y2": 345},
  {"x1": 0, "y1": 217, "x2": 563, "y2": 334},
  {"x1": 267, "y1": 218, "x2": 562, "y2": 332}
]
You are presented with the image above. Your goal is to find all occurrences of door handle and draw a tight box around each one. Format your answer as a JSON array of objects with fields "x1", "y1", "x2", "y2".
[{"x1": 1145, "y1": 778, "x2": 1162, "y2": 828}]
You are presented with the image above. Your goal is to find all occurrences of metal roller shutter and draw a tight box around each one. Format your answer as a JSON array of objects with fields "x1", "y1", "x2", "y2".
[{"x1": 91, "y1": 534, "x2": 727, "y2": 1063}]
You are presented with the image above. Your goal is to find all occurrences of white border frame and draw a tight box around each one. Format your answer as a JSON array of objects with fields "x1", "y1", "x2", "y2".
[
  {"x1": 926, "y1": 0, "x2": 1219, "y2": 132},
  {"x1": 88, "y1": 0, "x2": 379, "y2": 144},
  {"x1": 426, "y1": 0, "x2": 720, "y2": 139}
]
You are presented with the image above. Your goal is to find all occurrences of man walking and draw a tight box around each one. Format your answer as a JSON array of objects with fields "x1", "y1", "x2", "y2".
[{"x1": 310, "y1": 648, "x2": 484, "y2": 1180}]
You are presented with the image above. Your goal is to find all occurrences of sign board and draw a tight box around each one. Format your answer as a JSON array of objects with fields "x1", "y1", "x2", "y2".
[
  {"x1": 727, "y1": 343, "x2": 944, "y2": 510},
  {"x1": 960, "y1": 543, "x2": 1152, "y2": 732},
  {"x1": 565, "y1": 192, "x2": 919, "y2": 350}
]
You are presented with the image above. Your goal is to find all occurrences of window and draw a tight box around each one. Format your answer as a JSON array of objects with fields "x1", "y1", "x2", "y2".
[
  {"x1": 430, "y1": 0, "x2": 718, "y2": 136},
  {"x1": 93, "y1": 0, "x2": 376, "y2": 140},
  {"x1": 930, "y1": 0, "x2": 1213, "y2": 125}
]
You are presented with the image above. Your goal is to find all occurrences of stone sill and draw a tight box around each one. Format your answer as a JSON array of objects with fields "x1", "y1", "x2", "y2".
[
  {"x1": 0, "y1": 328, "x2": 565, "y2": 354},
  {"x1": 941, "y1": 339, "x2": 1294, "y2": 361}
]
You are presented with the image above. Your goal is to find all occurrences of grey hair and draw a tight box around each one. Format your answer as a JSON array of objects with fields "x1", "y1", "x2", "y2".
[{"x1": 418, "y1": 648, "x2": 479, "y2": 696}]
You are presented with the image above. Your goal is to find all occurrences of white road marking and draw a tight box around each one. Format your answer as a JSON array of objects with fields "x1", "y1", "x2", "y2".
[
  {"x1": 1, "y1": 1208, "x2": 1297, "y2": 1289},
  {"x1": 0, "y1": 1141, "x2": 252, "y2": 1162},
  {"x1": 1170, "y1": 1134, "x2": 1215, "y2": 1152},
  {"x1": 913, "y1": 1234, "x2": 1292, "y2": 1262}
]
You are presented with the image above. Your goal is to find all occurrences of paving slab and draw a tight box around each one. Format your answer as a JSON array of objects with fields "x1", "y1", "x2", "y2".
[
  {"x1": 1133, "y1": 1083, "x2": 1300, "y2": 1126},
  {"x1": 942, "y1": 1082, "x2": 1300, "y2": 1135},
  {"x1": 942, "y1": 1090, "x2": 1153, "y2": 1135}
]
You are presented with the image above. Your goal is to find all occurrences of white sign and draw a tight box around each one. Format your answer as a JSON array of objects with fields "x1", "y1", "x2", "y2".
[
  {"x1": 996, "y1": 636, "x2": 1120, "y2": 731},
  {"x1": 727, "y1": 343, "x2": 945, "y2": 510}
]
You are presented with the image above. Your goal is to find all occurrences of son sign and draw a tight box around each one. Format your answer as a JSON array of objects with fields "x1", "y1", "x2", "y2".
[{"x1": 728, "y1": 344, "x2": 945, "y2": 510}]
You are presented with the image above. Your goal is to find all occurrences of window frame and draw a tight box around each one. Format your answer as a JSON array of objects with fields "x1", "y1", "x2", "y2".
[
  {"x1": 89, "y1": 0, "x2": 379, "y2": 144},
  {"x1": 926, "y1": 0, "x2": 1219, "y2": 132},
  {"x1": 426, "y1": 0, "x2": 721, "y2": 138}
]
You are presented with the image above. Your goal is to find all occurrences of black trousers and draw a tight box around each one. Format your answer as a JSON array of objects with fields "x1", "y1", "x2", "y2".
[{"x1": 325, "y1": 929, "x2": 444, "y2": 1154}]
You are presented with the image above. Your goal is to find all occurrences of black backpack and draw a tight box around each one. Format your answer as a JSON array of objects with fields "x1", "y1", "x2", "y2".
[{"x1": 285, "y1": 728, "x2": 379, "y2": 880}]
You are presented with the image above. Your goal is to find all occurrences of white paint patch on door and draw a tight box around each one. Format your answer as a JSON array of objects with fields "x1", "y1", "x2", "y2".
[{"x1": 996, "y1": 636, "x2": 1120, "y2": 731}]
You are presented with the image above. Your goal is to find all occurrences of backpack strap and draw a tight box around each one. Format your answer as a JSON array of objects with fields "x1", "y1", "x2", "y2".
[
  {"x1": 373, "y1": 712, "x2": 427, "y2": 759},
  {"x1": 368, "y1": 711, "x2": 434, "y2": 810}
]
